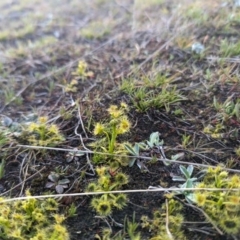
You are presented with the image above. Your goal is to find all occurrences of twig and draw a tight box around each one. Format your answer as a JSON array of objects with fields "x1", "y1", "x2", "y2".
[
  {"x1": 165, "y1": 199, "x2": 174, "y2": 240},
  {"x1": 16, "y1": 144, "x2": 240, "y2": 174},
  {"x1": 95, "y1": 216, "x2": 112, "y2": 232},
  {"x1": 74, "y1": 99, "x2": 95, "y2": 175},
  {"x1": 1, "y1": 187, "x2": 240, "y2": 203}
]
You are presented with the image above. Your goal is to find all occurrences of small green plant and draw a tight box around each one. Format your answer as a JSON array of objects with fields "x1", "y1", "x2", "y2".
[
  {"x1": 145, "y1": 131, "x2": 163, "y2": 149},
  {"x1": 126, "y1": 212, "x2": 141, "y2": 240},
  {"x1": 124, "y1": 143, "x2": 141, "y2": 167},
  {"x1": 213, "y1": 96, "x2": 240, "y2": 122},
  {"x1": 95, "y1": 213, "x2": 141, "y2": 240},
  {"x1": 72, "y1": 61, "x2": 93, "y2": 80},
  {"x1": 141, "y1": 199, "x2": 186, "y2": 240},
  {"x1": 0, "y1": 131, "x2": 8, "y2": 147},
  {"x1": 20, "y1": 116, "x2": 65, "y2": 147},
  {"x1": 91, "y1": 103, "x2": 131, "y2": 165},
  {"x1": 124, "y1": 132, "x2": 164, "y2": 167},
  {"x1": 193, "y1": 166, "x2": 240, "y2": 236},
  {"x1": 121, "y1": 73, "x2": 186, "y2": 112},
  {"x1": 4, "y1": 87, "x2": 22, "y2": 105},
  {"x1": 67, "y1": 203, "x2": 77, "y2": 217},
  {"x1": 86, "y1": 166, "x2": 129, "y2": 216},
  {"x1": 220, "y1": 39, "x2": 240, "y2": 57},
  {"x1": 46, "y1": 80, "x2": 56, "y2": 95},
  {"x1": 0, "y1": 190, "x2": 70, "y2": 240},
  {"x1": 181, "y1": 134, "x2": 192, "y2": 148},
  {"x1": 171, "y1": 165, "x2": 200, "y2": 202}
]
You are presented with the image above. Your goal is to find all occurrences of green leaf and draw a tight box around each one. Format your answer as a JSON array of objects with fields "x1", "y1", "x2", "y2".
[
  {"x1": 187, "y1": 165, "x2": 194, "y2": 177},
  {"x1": 128, "y1": 157, "x2": 137, "y2": 167},
  {"x1": 172, "y1": 175, "x2": 185, "y2": 182},
  {"x1": 133, "y1": 143, "x2": 139, "y2": 155},
  {"x1": 179, "y1": 165, "x2": 190, "y2": 179},
  {"x1": 185, "y1": 179, "x2": 194, "y2": 189},
  {"x1": 124, "y1": 143, "x2": 139, "y2": 156},
  {"x1": 58, "y1": 179, "x2": 70, "y2": 185}
]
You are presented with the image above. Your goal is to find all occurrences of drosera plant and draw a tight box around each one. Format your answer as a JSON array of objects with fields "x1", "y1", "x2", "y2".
[
  {"x1": 64, "y1": 61, "x2": 94, "y2": 93},
  {"x1": 141, "y1": 199, "x2": 186, "y2": 240},
  {"x1": 19, "y1": 116, "x2": 65, "y2": 147},
  {"x1": 0, "y1": 190, "x2": 70, "y2": 240},
  {"x1": 86, "y1": 166, "x2": 129, "y2": 216},
  {"x1": 91, "y1": 102, "x2": 131, "y2": 166},
  {"x1": 192, "y1": 166, "x2": 240, "y2": 236},
  {"x1": 72, "y1": 60, "x2": 94, "y2": 80}
]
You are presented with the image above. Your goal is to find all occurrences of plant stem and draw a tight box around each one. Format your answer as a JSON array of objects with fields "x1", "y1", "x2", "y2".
[{"x1": 109, "y1": 125, "x2": 117, "y2": 154}]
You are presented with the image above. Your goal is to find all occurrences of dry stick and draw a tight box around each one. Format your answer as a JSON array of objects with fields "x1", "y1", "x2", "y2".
[
  {"x1": 19, "y1": 162, "x2": 29, "y2": 197},
  {"x1": 16, "y1": 145, "x2": 240, "y2": 174},
  {"x1": 0, "y1": 34, "x2": 121, "y2": 113},
  {"x1": 1, "y1": 187, "x2": 240, "y2": 203},
  {"x1": 95, "y1": 216, "x2": 113, "y2": 232},
  {"x1": 74, "y1": 100, "x2": 95, "y2": 175},
  {"x1": 165, "y1": 199, "x2": 174, "y2": 240}
]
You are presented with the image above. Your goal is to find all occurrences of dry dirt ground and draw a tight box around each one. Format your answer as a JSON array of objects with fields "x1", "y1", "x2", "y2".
[{"x1": 0, "y1": 0, "x2": 240, "y2": 239}]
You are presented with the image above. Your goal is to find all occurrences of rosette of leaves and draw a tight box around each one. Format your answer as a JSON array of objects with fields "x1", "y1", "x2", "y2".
[{"x1": 45, "y1": 172, "x2": 70, "y2": 194}]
